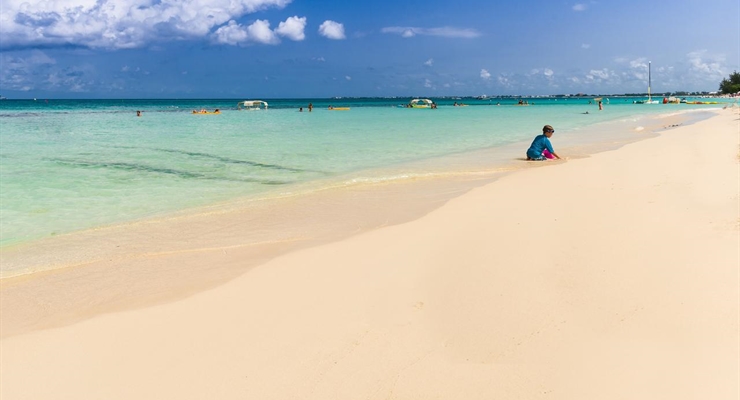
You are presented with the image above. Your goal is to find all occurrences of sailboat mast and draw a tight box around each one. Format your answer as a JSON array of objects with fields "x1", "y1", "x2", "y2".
[{"x1": 648, "y1": 61, "x2": 652, "y2": 100}]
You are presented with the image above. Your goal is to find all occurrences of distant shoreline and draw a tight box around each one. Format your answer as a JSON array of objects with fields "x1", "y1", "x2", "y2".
[{"x1": 1, "y1": 93, "x2": 737, "y2": 101}]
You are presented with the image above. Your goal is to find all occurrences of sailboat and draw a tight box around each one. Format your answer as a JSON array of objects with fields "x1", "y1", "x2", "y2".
[{"x1": 634, "y1": 61, "x2": 659, "y2": 104}]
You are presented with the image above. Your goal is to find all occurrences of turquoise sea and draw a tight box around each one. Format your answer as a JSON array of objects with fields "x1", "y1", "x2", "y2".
[{"x1": 0, "y1": 96, "x2": 730, "y2": 275}]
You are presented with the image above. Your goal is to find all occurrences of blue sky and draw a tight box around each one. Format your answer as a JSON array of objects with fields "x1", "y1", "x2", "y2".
[{"x1": 1, "y1": 0, "x2": 738, "y2": 98}]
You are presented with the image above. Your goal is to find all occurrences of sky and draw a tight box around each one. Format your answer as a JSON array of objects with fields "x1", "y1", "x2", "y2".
[{"x1": 0, "y1": 0, "x2": 738, "y2": 99}]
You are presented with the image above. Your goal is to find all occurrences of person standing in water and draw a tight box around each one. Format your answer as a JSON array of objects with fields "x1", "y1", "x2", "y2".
[{"x1": 526, "y1": 125, "x2": 561, "y2": 161}]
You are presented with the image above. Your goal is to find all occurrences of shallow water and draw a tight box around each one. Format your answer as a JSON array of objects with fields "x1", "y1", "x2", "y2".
[{"x1": 0, "y1": 97, "x2": 729, "y2": 269}]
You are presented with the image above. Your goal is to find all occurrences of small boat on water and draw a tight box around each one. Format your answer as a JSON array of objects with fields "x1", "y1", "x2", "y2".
[
  {"x1": 407, "y1": 98, "x2": 436, "y2": 108},
  {"x1": 237, "y1": 100, "x2": 268, "y2": 110},
  {"x1": 663, "y1": 96, "x2": 681, "y2": 104}
]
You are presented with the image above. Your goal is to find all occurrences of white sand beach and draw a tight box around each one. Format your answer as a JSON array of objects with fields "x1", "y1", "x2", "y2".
[{"x1": 1, "y1": 109, "x2": 738, "y2": 399}]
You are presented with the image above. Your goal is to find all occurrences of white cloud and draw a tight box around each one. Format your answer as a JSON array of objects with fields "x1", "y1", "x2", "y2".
[
  {"x1": 620, "y1": 58, "x2": 649, "y2": 81},
  {"x1": 275, "y1": 16, "x2": 306, "y2": 41},
  {"x1": 424, "y1": 58, "x2": 433, "y2": 66},
  {"x1": 686, "y1": 50, "x2": 724, "y2": 79},
  {"x1": 424, "y1": 78, "x2": 432, "y2": 88},
  {"x1": 526, "y1": 68, "x2": 555, "y2": 84},
  {"x1": 1, "y1": 50, "x2": 55, "y2": 72},
  {"x1": 497, "y1": 74, "x2": 512, "y2": 87},
  {"x1": 1, "y1": 51, "x2": 96, "y2": 93},
  {"x1": 629, "y1": 58, "x2": 648, "y2": 69},
  {"x1": 319, "y1": 20, "x2": 346, "y2": 40},
  {"x1": 212, "y1": 17, "x2": 298, "y2": 45},
  {"x1": 0, "y1": 0, "x2": 292, "y2": 49},
  {"x1": 0, "y1": 50, "x2": 56, "y2": 91},
  {"x1": 573, "y1": 4, "x2": 587, "y2": 11},
  {"x1": 345, "y1": 75, "x2": 351, "y2": 80},
  {"x1": 588, "y1": 69, "x2": 611, "y2": 80},
  {"x1": 25, "y1": 51, "x2": 56, "y2": 66},
  {"x1": 247, "y1": 19, "x2": 279, "y2": 44},
  {"x1": 581, "y1": 43, "x2": 590, "y2": 49},
  {"x1": 381, "y1": 26, "x2": 481, "y2": 39},
  {"x1": 213, "y1": 21, "x2": 250, "y2": 45},
  {"x1": 480, "y1": 69, "x2": 491, "y2": 79}
]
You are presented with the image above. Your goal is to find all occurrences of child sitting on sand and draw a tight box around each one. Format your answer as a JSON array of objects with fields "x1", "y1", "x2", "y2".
[{"x1": 526, "y1": 125, "x2": 561, "y2": 161}]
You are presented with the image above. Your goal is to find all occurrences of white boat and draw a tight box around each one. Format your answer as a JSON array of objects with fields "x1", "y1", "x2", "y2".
[
  {"x1": 634, "y1": 62, "x2": 659, "y2": 104},
  {"x1": 408, "y1": 98, "x2": 436, "y2": 108},
  {"x1": 237, "y1": 100, "x2": 268, "y2": 110},
  {"x1": 665, "y1": 96, "x2": 681, "y2": 104}
]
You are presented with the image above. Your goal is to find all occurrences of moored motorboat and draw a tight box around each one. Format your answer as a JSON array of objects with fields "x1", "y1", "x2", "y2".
[
  {"x1": 407, "y1": 98, "x2": 436, "y2": 108},
  {"x1": 238, "y1": 100, "x2": 268, "y2": 110}
]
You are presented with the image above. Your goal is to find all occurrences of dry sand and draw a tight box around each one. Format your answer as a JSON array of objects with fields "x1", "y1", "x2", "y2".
[{"x1": 1, "y1": 109, "x2": 738, "y2": 399}]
